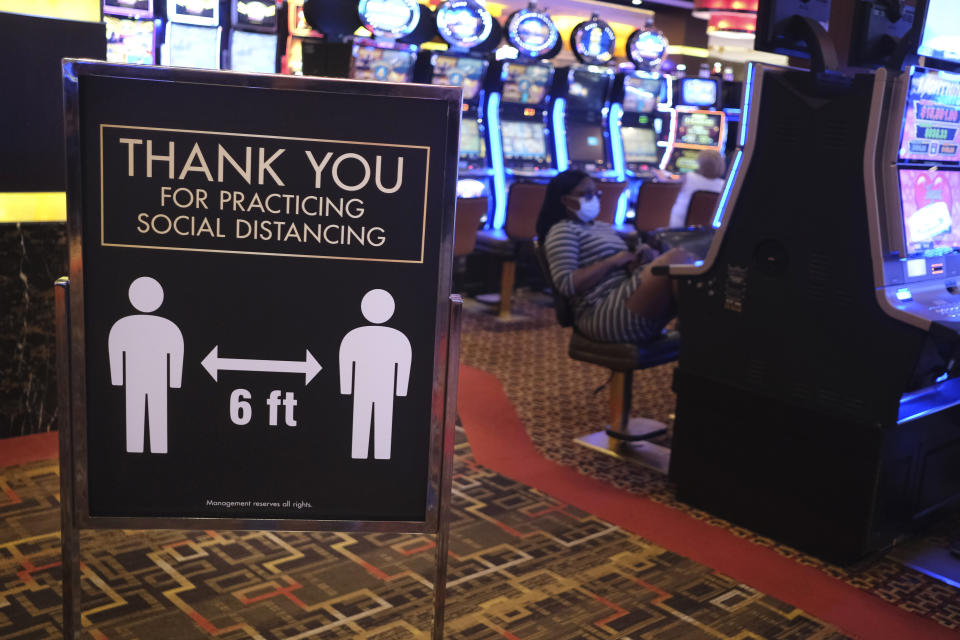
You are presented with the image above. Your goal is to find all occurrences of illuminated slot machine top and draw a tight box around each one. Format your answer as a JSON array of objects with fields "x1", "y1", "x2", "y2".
[
  {"x1": 497, "y1": 60, "x2": 555, "y2": 172},
  {"x1": 662, "y1": 76, "x2": 726, "y2": 175},
  {"x1": 558, "y1": 14, "x2": 617, "y2": 177},
  {"x1": 349, "y1": 0, "x2": 420, "y2": 83},
  {"x1": 422, "y1": 0, "x2": 497, "y2": 201},
  {"x1": 613, "y1": 24, "x2": 669, "y2": 182},
  {"x1": 618, "y1": 75, "x2": 664, "y2": 175},
  {"x1": 228, "y1": 0, "x2": 279, "y2": 74},
  {"x1": 103, "y1": 0, "x2": 157, "y2": 65},
  {"x1": 428, "y1": 0, "x2": 493, "y2": 174},
  {"x1": 489, "y1": 4, "x2": 560, "y2": 177},
  {"x1": 874, "y1": 60, "x2": 960, "y2": 333},
  {"x1": 163, "y1": 0, "x2": 222, "y2": 70}
]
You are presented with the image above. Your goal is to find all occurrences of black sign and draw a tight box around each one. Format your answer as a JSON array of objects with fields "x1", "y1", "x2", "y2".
[{"x1": 65, "y1": 63, "x2": 460, "y2": 530}]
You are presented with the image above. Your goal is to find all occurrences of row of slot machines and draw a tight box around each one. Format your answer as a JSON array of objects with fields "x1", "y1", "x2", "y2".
[
  {"x1": 103, "y1": 0, "x2": 315, "y2": 74},
  {"x1": 661, "y1": 0, "x2": 960, "y2": 562},
  {"x1": 296, "y1": 1, "x2": 735, "y2": 229},
  {"x1": 455, "y1": 60, "x2": 730, "y2": 226}
]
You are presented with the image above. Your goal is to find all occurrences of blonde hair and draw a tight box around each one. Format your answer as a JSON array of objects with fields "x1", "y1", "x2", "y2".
[{"x1": 697, "y1": 150, "x2": 726, "y2": 179}]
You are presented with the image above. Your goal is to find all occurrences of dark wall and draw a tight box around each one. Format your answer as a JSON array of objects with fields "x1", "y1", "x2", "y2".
[
  {"x1": 0, "y1": 12, "x2": 105, "y2": 191},
  {"x1": 0, "y1": 222, "x2": 67, "y2": 439}
]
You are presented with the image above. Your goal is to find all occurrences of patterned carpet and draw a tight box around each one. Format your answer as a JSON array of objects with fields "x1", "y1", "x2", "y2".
[
  {"x1": 0, "y1": 436, "x2": 850, "y2": 638},
  {"x1": 460, "y1": 290, "x2": 960, "y2": 632}
]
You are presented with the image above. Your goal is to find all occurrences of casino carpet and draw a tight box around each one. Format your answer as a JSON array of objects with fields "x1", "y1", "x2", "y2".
[
  {"x1": 456, "y1": 290, "x2": 960, "y2": 637},
  {"x1": 0, "y1": 433, "x2": 852, "y2": 639}
]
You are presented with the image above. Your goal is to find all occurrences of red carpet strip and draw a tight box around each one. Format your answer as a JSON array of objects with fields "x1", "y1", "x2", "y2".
[
  {"x1": 0, "y1": 431, "x2": 57, "y2": 467},
  {"x1": 457, "y1": 363, "x2": 959, "y2": 640}
]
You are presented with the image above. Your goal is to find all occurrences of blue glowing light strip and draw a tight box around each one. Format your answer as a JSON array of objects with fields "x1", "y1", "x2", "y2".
[
  {"x1": 739, "y1": 62, "x2": 756, "y2": 148},
  {"x1": 712, "y1": 149, "x2": 742, "y2": 229},
  {"x1": 608, "y1": 102, "x2": 629, "y2": 225},
  {"x1": 552, "y1": 96, "x2": 568, "y2": 172},
  {"x1": 486, "y1": 92, "x2": 508, "y2": 230},
  {"x1": 898, "y1": 377, "x2": 960, "y2": 424}
]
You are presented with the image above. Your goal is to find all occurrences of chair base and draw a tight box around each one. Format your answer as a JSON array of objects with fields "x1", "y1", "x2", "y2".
[{"x1": 574, "y1": 417, "x2": 671, "y2": 474}]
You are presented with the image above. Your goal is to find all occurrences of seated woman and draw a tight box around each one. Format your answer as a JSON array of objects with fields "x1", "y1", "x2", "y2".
[
  {"x1": 665, "y1": 149, "x2": 726, "y2": 229},
  {"x1": 538, "y1": 170, "x2": 691, "y2": 344}
]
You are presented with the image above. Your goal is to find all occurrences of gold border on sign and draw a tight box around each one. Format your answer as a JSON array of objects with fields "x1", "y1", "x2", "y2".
[{"x1": 99, "y1": 124, "x2": 431, "y2": 264}]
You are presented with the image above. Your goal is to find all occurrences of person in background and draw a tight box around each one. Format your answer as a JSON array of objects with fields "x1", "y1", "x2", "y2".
[
  {"x1": 538, "y1": 169, "x2": 692, "y2": 344},
  {"x1": 665, "y1": 149, "x2": 726, "y2": 228}
]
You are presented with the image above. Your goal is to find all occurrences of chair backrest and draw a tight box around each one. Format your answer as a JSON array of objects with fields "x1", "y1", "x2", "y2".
[
  {"x1": 596, "y1": 180, "x2": 626, "y2": 224},
  {"x1": 453, "y1": 196, "x2": 487, "y2": 257},
  {"x1": 633, "y1": 181, "x2": 681, "y2": 232},
  {"x1": 685, "y1": 190, "x2": 720, "y2": 228},
  {"x1": 533, "y1": 240, "x2": 575, "y2": 327},
  {"x1": 505, "y1": 181, "x2": 546, "y2": 241}
]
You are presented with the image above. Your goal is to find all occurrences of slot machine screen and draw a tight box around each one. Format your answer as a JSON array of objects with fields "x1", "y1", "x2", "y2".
[
  {"x1": 230, "y1": 30, "x2": 277, "y2": 73},
  {"x1": 459, "y1": 118, "x2": 485, "y2": 160},
  {"x1": 621, "y1": 127, "x2": 659, "y2": 164},
  {"x1": 668, "y1": 148, "x2": 702, "y2": 174},
  {"x1": 681, "y1": 78, "x2": 719, "y2": 108},
  {"x1": 105, "y1": 16, "x2": 154, "y2": 64},
  {"x1": 918, "y1": 0, "x2": 960, "y2": 63},
  {"x1": 235, "y1": 0, "x2": 277, "y2": 29},
  {"x1": 622, "y1": 76, "x2": 661, "y2": 114},
  {"x1": 677, "y1": 112, "x2": 722, "y2": 147},
  {"x1": 500, "y1": 121, "x2": 548, "y2": 161},
  {"x1": 167, "y1": 22, "x2": 220, "y2": 68},
  {"x1": 900, "y1": 168, "x2": 960, "y2": 256},
  {"x1": 899, "y1": 67, "x2": 960, "y2": 164},
  {"x1": 501, "y1": 62, "x2": 552, "y2": 105},
  {"x1": 431, "y1": 55, "x2": 488, "y2": 101},
  {"x1": 169, "y1": 0, "x2": 218, "y2": 25},
  {"x1": 104, "y1": 0, "x2": 152, "y2": 18},
  {"x1": 351, "y1": 45, "x2": 416, "y2": 82},
  {"x1": 565, "y1": 69, "x2": 610, "y2": 112},
  {"x1": 566, "y1": 123, "x2": 606, "y2": 165}
]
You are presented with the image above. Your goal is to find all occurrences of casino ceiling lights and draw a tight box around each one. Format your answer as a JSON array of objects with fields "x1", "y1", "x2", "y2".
[{"x1": 692, "y1": 0, "x2": 758, "y2": 38}]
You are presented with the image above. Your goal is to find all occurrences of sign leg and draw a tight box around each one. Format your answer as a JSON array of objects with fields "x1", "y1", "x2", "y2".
[
  {"x1": 56, "y1": 278, "x2": 82, "y2": 639},
  {"x1": 433, "y1": 295, "x2": 462, "y2": 640}
]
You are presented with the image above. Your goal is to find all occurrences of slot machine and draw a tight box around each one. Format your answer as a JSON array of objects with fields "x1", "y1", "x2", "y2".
[
  {"x1": 610, "y1": 24, "x2": 670, "y2": 225},
  {"x1": 661, "y1": 76, "x2": 726, "y2": 176},
  {"x1": 417, "y1": 0, "x2": 496, "y2": 206},
  {"x1": 302, "y1": 0, "x2": 419, "y2": 83},
  {"x1": 103, "y1": 0, "x2": 157, "y2": 65},
  {"x1": 555, "y1": 15, "x2": 618, "y2": 180},
  {"x1": 227, "y1": 0, "x2": 279, "y2": 73},
  {"x1": 485, "y1": 3, "x2": 560, "y2": 229},
  {"x1": 661, "y1": 0, "x2": 960, "y2": 562},
  {"x1": 162, "y1": 0, "x2": 222, "y2": 69},
  {"x1": 283, "y1": 0, "x2": 322, "y2": 75}
]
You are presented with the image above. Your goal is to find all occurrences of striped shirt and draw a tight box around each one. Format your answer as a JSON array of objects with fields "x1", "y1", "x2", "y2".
[
  {"x1": 545, "y1": 218, "x2": 663, "y2": 343},
  {"x1": 544, "y1": 219, "x2": 629, "y2": 310}
]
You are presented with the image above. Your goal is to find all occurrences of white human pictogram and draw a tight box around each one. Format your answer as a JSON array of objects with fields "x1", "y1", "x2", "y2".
[
  {"x1": 108, "y1": 277, "x2": 184, "y2": 454},
  {"x1": 339, "y1": 289, "x2": 412, "y2": 460}
]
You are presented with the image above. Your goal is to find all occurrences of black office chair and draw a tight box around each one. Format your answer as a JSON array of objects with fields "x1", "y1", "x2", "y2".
[{"x1": 534, "y1": 242, "x2": 679, "y2": 472}]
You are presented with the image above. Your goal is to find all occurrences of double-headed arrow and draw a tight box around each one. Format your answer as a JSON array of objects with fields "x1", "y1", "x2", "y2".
[{"x1": 201, "y1": 346, "x2": 322, "y2": 385}]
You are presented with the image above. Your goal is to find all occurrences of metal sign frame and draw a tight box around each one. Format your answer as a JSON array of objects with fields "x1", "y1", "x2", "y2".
[{"x1": 58, "y1": 60, "x2": 463, "y2": 638}]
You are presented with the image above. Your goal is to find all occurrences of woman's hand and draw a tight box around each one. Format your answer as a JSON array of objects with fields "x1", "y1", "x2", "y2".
[
  {"x1": 659, "y1": 247, "x2": 697, "y2": 265},
  {"x1": 608, "y1": 250, "x2": 636, "y2": 267},
  {"x1": 635, "y1": 243, "x2": 660, "y2": 264}
]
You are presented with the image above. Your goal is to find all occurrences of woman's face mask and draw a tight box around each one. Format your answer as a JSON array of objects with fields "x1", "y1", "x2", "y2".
[{"x1": 574, "y1": 191, "x2": 601, "y2": 222}]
